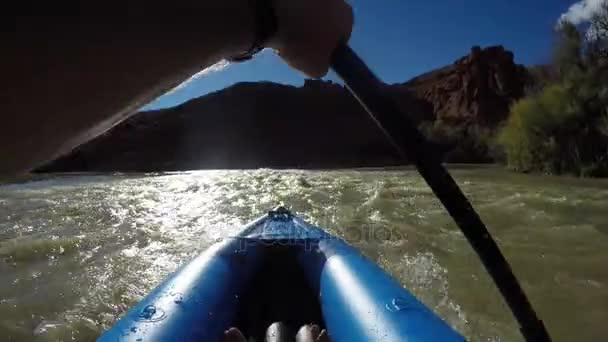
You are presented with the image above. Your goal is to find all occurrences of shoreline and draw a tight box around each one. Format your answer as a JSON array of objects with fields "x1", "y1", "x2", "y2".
[{"x1": 5, "y1": 164, "x2": 608, "y2": 187}]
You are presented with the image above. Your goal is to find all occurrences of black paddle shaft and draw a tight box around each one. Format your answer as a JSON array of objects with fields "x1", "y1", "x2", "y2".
[{"x1": 330, "y1": 44, "x2": 551, "y2": 342}]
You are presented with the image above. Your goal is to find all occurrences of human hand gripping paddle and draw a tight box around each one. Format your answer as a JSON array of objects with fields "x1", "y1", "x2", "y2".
[{"x1": 267, "y1": 0, "x2": 550, "y2": 341}]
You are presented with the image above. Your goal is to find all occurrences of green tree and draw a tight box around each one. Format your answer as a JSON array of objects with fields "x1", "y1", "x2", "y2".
[
  {"x1": 498, "y1": 85, "x2": 573, "y2": 173},
  {"x1": 498, "y1": 8, "x2": 608, "y2": 177},
  {"x1": 553, "y1": 21, "x2": 584, "y2": 78},
  {"x1": 587, "y1": 3, "x2": 608, "y2": 60}
]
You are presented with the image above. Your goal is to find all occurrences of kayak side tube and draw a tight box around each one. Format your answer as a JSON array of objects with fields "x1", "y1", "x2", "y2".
[
  {"x1": 304, "y1": 237, "x2": 464, "y2": 341},
  {"x1": 97, "y1": 237, "x2": 261, "y2": 342}
]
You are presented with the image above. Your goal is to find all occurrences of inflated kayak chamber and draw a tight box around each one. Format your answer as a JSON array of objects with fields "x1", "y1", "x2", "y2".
[{"x1": 98, "y1": 207, "x2": 464, "y2": 341}]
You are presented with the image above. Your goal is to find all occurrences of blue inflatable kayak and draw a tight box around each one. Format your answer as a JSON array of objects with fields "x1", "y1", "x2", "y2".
[{"x1": 98, "y1": 207, "x2": 464, "y2": 341}]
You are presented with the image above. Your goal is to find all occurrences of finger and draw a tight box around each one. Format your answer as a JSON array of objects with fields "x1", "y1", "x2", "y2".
[
  {"x1": 296, "y1": 324, "x2": 321, "y2": 342},
  {"x1": 317, "y1": 329, "x2": 330, "y2": 342},
  {"x1": 337, "y1": 0, "x2": 355, "y2": 42},
  {"x1": 276, "y1": 49, "x2": 328, "y2": 78}
]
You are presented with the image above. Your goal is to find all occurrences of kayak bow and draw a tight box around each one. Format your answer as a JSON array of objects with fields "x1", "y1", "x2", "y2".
[{"x1": 98, "y1": 207, "x2": 464, "y2": 342}]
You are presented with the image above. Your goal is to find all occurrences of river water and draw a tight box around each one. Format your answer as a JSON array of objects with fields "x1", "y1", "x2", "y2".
[{"x1": 0, "y1": 167, "x2": 607, "y2": 341}]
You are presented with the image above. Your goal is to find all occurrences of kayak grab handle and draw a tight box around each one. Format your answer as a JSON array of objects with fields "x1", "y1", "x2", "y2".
[{"x1": 330, "y1": 43, "x2": 551, "y2": 342}]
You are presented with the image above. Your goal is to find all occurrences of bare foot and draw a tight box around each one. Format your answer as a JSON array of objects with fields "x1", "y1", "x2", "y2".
[
  {"x1": 266, "y1": 321, "x2": 290, "y2": 342},
  {"x1": 296, "y1": 324, "x2": 329, "y2": 342},
  {"x1": 224, "y1": 327, "x2": 247, "y2": 342}
]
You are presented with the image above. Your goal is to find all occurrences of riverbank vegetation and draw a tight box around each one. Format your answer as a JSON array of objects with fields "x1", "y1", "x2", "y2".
[
  {"x1": 498, "y1": 6, "x2": 608, "y2": 177},
  {"x1": 424, "y1": 5, "x2": 608, "y2": 177}
]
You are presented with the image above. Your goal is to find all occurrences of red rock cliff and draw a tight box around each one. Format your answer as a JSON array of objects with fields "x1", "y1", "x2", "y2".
[{"x1": 400, "y1": 45, "x2": 528, "y2": 125}]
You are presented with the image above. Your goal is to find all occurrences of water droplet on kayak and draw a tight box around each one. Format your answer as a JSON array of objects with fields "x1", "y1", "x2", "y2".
[
  {"x1": 137, "y1": 305, "x2": 166, "y2": 322},
  {"x1": 136, "y1": 338, "x2": 142, "y2": 342},
  {"x1": 386, "y1": 297, "x2": 410, "y2": 312},
  {"x1": 140, "y1": 305, "x2": 156, "y2": 319},
  {"x1": 130, "y1": 326, "x2": 138, "y2": 333},
  {"x1": 173, "y1": 294, "x2": 183, "y2": 304}
]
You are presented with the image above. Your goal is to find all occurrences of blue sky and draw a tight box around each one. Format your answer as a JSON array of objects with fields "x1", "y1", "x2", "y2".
[{"x1": 145, "y1": 0, "x2": 589, "y2": 110}]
